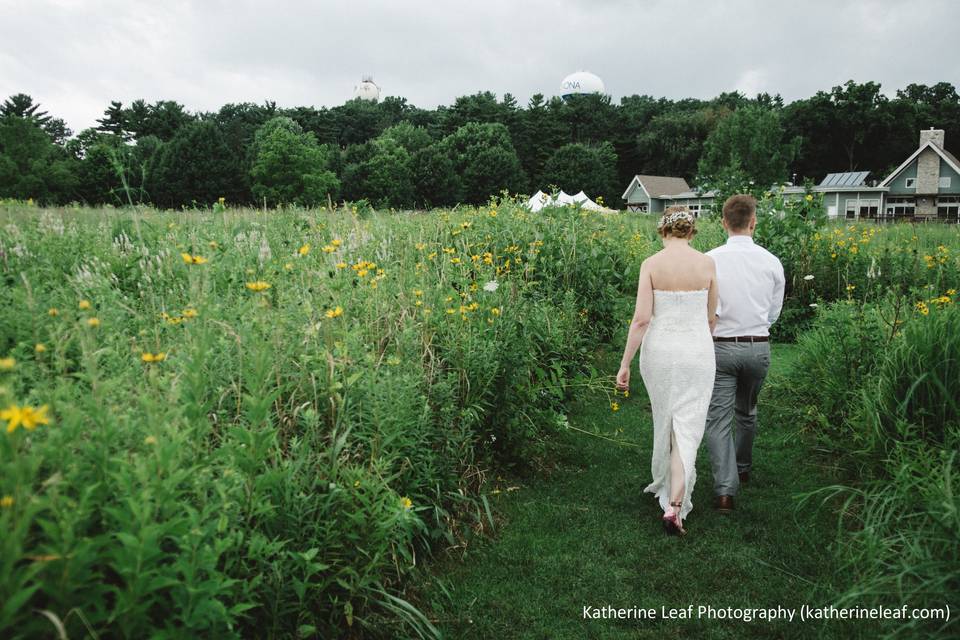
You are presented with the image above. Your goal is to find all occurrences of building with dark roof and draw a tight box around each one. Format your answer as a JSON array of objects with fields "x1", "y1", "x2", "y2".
[{"x1": 621, "y1": 128, "x2": 960, "y2": 223}]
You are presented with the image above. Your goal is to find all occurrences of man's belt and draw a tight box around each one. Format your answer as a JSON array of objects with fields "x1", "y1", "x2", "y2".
[{"x1": 713, "y1": 335, "x2": 769, "y2": 343}]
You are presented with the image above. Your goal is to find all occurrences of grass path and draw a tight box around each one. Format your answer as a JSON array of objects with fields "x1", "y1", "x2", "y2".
[{"x1": 409, "y1": 344, "x2": 863, "y2": 639}]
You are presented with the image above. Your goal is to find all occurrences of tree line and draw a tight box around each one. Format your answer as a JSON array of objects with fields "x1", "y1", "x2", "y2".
[{"x1": 1, "y1": 80, "x2": 959, "y2": 209}]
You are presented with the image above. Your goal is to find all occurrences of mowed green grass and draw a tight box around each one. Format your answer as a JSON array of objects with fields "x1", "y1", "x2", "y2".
[{"x1": 408, "y1": 344, "x2": 885, "y2": 640}]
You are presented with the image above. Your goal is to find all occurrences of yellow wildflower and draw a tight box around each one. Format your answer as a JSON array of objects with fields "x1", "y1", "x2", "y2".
[
  {"x1": 611, "y1": 402, "x2": 620, "y2": 412},
  {"x1": 144, "y1": 435, "x2": 158, "y2": 445},
  {"x1": 0, "y1": 495, "x2": 13, "y2": 508},
  {"x1": 321, "y1": 244, "x2": 335, "y2": 253},
  {"x1": 335, "y1": 261, "x2": 347, "y2": 269},
  {"x1": 400, "y1": 496, "x2": 413, "y2": 510},
  {"x1": 805, "y1": 194, "x2": 813, "y2": 202},
  {"x1": 48, "y1": 307, "x2": 59, "y2": 317},
  {"x1": 0, "y1": 357, "x2": 14, "y2": 371},
  {"x1": 2, "y1": 403, "x2": 51, "y2": 433},
  {"x1": 325, "y1": 306, "x2": 343, "y2": 319},
  {"x1": 298, "y1": 243, "x2": 311, "y2": 256},
  {"x1": 245, "y1": 281, "x2": 271, "y2": 292},
  {"x1": 87, "y1": 317, "x2": 100, "y2": 327},
  {"x1": 182, "y1": 308, "x2": 198, "y2": 318},
  {"x1": 34, "y1": 344, "x2": 46, "y2": 353},
  {"x1": 181, "y1": 253, "x2": 208, "y2": 265},
  {"x1": 78, "y1": 299, "x2": 91, "y2": 310},
  {"x1": 141, "y1": 352, "x2": 167, "y2": 363},
  {"x1": 331, "y1": 238, "x2": 342, "y2": 247},
  {"x1": 915, "y1": 301, "x2": 930, "y2": 316}
]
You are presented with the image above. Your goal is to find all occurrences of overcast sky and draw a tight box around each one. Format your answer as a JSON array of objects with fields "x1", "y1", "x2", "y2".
[{"x1": 2, "y1": 0, "x2": 959, "y2": 134}]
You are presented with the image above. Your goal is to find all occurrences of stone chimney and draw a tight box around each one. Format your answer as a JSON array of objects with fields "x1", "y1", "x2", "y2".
[{"x1": 919, "y1": 128, "x2": 945, "y2": 149}]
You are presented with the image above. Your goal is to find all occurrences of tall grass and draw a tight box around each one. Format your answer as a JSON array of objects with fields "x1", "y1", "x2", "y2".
[
  {"x1": 0, "y1": 201, "x2": 649, "y2": 638},
  {"x1": 786, "y1": 299, "x2": 959, "y2": 639}
]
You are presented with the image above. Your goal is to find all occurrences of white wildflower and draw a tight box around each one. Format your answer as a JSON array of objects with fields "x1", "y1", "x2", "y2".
[
  {"x1": 483, "y1": 280, "x2": 499, "y2": 293},
  {"x1": 803, "y1": 274, "x2": 814, "y2": 281},
  {"x1": 258, "y1": 236, "x2": 272, "y2": 266}
]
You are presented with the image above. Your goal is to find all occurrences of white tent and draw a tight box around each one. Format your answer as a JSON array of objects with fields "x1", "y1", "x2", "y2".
[
  {"x1": 524, "y1": 189, "x2": 613, "y2": 212},
  {"x1": 572, "y1": 190, "x2": 606, "y2": 211},
  {"x1": 525, "y1": 190, "x2": 552, "y2": 212}
]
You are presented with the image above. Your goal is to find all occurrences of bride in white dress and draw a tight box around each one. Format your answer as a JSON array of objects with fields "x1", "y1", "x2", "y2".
[{"x1": 616, "y1": 207, "x2": 718, "y2": 536}]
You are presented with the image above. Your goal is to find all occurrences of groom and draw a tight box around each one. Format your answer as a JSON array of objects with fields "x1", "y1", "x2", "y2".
[{"x1": 704, "y1": 195, "x2": 785, "y2": 514}]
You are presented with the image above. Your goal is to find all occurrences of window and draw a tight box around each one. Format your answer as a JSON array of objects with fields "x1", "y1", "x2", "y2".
[
  {"x1": 937, "y1": 196, "x2": 959, "y2": 220},
  {"x1": 687, "y1": 203, "x2": 701, "y2": 218},
  {"x1": 887, "y1": 197, "x2": 915, "y2": 218},
  {"x1": 859, "y1": 199, "x2": 880, "y2": 218},
  {"x1": 845, "y1": 199, "x2": 879, "y2": 219},
  {"x1": 905, "y1": 177, "x2": 917, "y2": 189},
  {"x1": 940, "y1": 176, "x2": 952, "y2": 188}
]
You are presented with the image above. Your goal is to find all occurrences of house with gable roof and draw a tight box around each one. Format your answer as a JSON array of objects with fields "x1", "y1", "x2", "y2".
[
  {"x1": 620, "y1": 128, "x2": 960, "y2": 223},
  {"x1": 879, "y1": 128, "x2": 960, "y2": 221}
]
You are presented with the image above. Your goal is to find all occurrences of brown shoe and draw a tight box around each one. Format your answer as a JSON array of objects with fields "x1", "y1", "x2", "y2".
[
  {"x1": 739, "y1": 471, "x2": 750, "y2": 484},
  {"x1": 715, "y1": 495, "x2": 734, "y2": 513}
]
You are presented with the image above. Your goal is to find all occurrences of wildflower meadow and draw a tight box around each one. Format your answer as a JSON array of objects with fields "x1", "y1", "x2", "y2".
[{"x1": 0, "y1": 198, "x2": 957, "y2": 639}]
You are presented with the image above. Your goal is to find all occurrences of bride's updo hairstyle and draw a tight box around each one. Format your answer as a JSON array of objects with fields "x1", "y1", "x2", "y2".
[{"x1": 657, "y1": 206, "x2": 697, "y2": 239}]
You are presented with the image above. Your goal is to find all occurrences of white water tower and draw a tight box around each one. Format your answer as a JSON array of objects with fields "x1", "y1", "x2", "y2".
[
  {"x1": 560, "y1": 70, "x2": 605, "y2": 98},
  {"x1": 353, "y1": 75, "x2": 380, "y2": 102}
]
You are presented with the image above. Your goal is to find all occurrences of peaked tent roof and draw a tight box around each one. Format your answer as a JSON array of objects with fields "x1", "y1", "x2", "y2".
[
  {"x1": 526, "y1": 190, "x2": 551, "y2": 212},
  {"x1": 524, "y1": 189, "x2": 614, "y2": 212},
  {"x1": 572, "y1": 191, "x2": 606, "y2": 211},
  {"x1": 880, "y1": 141, "x2": 960, "y2": 187}
]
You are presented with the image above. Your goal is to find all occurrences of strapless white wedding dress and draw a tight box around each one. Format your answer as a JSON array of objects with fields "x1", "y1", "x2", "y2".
[{"x1": 638, "y1": 288, "x2": 716, "y2": 521}]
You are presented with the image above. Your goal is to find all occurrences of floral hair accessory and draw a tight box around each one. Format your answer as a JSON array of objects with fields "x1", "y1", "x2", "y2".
[{"x1": 657, "y1": 209, "x2": 695, "y2": 230}]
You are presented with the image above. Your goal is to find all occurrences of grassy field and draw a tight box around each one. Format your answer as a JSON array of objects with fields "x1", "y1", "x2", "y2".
[
  {"x1": 0, "y1": 201, "x2": 956, "y2": 639},
  {"x1": 408, "y1": 343, "x2": 876, "y2": 639}
]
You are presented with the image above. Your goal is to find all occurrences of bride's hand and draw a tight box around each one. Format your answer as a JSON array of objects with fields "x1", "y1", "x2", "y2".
[{"x1": 615, "y1": 365, "x2": 630, "y2": 390}]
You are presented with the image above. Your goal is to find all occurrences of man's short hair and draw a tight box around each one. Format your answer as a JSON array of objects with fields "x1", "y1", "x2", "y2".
[{"x1": 722, "y1": 194, "x2": 757, "y2": 231}]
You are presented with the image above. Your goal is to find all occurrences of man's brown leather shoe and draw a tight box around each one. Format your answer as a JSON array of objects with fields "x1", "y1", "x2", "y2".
[
  {"x1": 715, "y1": 495, "x2": 734, "y2": 513},
  {"x1": 739, "y1": 471, "x2": 750, "y2": 484}
]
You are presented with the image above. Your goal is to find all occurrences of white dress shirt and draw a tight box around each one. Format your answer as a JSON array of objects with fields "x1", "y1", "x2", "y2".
[{"x1": 705, "y1": 235, "x2": 785, "y2": 337}]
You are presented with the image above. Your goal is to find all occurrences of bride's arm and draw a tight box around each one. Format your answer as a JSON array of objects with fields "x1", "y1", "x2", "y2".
[
  {"x1": 707, "y1": 257, "x2": 719, "y2": 334},
  {"x1": 619, "y1": 260, "x2": 653, "y2": 370}
]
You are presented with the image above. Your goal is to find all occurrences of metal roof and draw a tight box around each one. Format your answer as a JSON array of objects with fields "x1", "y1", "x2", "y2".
[{"x1": 819, "y1": 171, "x2": 869, "y2": 187}]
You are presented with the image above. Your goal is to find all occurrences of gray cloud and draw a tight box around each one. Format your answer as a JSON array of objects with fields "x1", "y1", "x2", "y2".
[{"x1": 2, "y1": 0, "x2": 958, "y2": 133}]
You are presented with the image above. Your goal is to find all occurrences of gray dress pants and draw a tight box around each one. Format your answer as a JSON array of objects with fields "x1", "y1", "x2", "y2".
[{"x1": 703, "y1": 341, "x2": 771, "y2": 497}]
